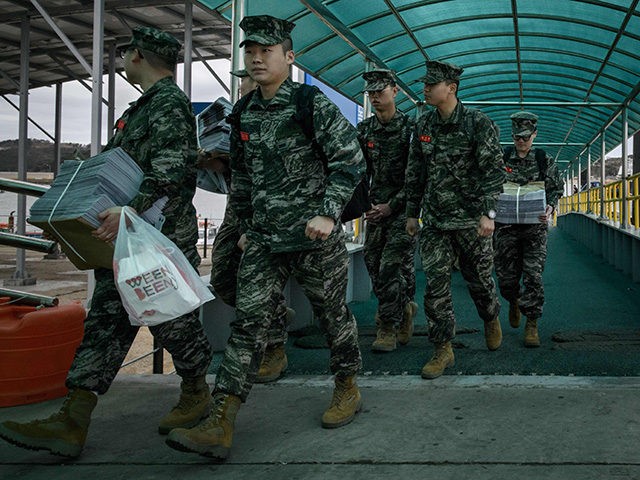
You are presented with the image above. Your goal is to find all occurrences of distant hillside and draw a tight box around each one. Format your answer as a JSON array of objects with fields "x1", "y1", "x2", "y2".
[{"x1": 0, "y1": 139, "x2": 91, "y2": 172}]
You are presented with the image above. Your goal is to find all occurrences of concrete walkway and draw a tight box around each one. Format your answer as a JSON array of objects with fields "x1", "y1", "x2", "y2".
[{"x1": 1, "y1": 374, "x2": 640, "y2": 479}]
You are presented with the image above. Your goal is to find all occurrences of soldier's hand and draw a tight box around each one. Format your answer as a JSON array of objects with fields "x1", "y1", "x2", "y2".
[
  {"x1": 92, "y1": 206, "x2": 131, "y2": 243},
  {"x1": 197, "y1": 150, "x2": 230, "y2": 173},
  {"x1": 406, "y1": 217, "x2": 419, "y2": 236},
  {"x1": 237, "y1": 233, "x2": 248, "y2": 251},
  {"x1": 477, "y1": 215, "x2": 495, "y2": 237},
  {"x1": 538, "y1": 205, "x2": 554, "y2": 224},
  {"x1": 366, "y1": 203, "x2": 392, "y2": 222},
  {"x1": 305, "y1": 215, "x2": 335, "y2": 241}
]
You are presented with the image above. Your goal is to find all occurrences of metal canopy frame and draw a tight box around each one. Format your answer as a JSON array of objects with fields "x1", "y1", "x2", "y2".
[
  {"x1": 0, "y1": 0, "x2": 232, "y2": 284},
  {"x1": 0, "y1": 1, "x2": 231, "y2": 96},
  {"x1": 204, "y1": 0, "x2": 640, "y2": 172}
]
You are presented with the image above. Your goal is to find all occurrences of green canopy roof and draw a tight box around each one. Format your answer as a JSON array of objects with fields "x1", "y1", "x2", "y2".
[{"x1": 203, "y1": 0, "x2": 640, "y2": 171}]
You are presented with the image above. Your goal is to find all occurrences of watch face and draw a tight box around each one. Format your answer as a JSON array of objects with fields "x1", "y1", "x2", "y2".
[{"x1": 488, "y1": 209, "x2": 496, "y2": 219}]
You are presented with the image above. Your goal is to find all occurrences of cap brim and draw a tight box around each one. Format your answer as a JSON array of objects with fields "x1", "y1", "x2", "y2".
[{"x1": 240, "y1": 35, "x2": 282, "y2": 48}]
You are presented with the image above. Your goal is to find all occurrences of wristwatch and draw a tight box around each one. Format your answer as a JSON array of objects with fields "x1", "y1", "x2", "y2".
[{"x1": 486, "y1": 209, "x2": 496, "y2": 220}]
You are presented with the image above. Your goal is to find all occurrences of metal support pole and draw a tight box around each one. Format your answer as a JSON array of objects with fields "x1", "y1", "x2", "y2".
[
  {"x1": 577, "y1": 155, "x2": 582, "y2": 191},
  {"x1": 54, "y1": 82, "x2": 62, "y2": 175},
  {"x1": 107, "y1": 43, "x2": 116, "y2": 140},
  {"x1": 183, "y1": 0, "x2": 193, "y2": 98},
  {"x1": 621, "y1": 107, "x2": 629, "y2": 229},
  {"x1": 230, "y1": 0, "x2": 246, "y2": 103},
  {"x1": 45, "y1": 81, "x2": 65, "y2": 261},
  {"x1": 600, "y1": 132, "x2": 606, "y2": 219},
  {"x1": 587, "y1": 146, "x2": 592, "y2": 212},
  {"x1": 91, "y1": 0, "x2": 104, "y2": 156},
  {"x1": 6, "y1": 17, "x2": 35, "y2": 287}
]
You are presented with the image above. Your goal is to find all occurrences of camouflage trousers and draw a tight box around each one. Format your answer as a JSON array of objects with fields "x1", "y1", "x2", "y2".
[
  {"x1": 209, "y1": 204, "x2": 290, "y2": 347},
  {"x1": 420, "y1": 225, "x2": 500, "y2": 345},
  {"x1": 215, "y1": 232, "x2": 362, "y2": 401},
  {"x1": 66, "y1": 268, "x2": 212, "y2": 395},
  {"x1": 494, "y1": 223, "x2": 548, "y2": 319},
  {"x1": 364, "y1": 213, "x2": 416, "y2": 327}
]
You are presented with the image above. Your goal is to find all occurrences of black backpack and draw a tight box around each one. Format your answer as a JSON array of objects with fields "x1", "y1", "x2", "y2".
[
  {"x1": 502, "y1": 146, "x2": 548, "y2": 181},
  {"x1": 227, "y1": 85, "x2": 370, "y2": 223}
]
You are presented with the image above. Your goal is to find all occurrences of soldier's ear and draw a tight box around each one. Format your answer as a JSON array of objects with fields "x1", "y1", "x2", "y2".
[{"x1": 285, "y1": 49, "x2": 295, "y2": 65}]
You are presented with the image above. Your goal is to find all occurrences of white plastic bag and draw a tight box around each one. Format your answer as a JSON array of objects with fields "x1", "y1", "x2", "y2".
[{"x1": 113, "y1": 207, "x2": 214, "y2": 326}]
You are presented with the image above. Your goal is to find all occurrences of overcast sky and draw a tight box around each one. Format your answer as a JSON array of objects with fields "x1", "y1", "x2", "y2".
[
  {"x1": 0, "y1": 59, "x2": 232, "y2": 146},
  {"x1": 0, "y1": 58, "x2": 632, "y2": 158}
]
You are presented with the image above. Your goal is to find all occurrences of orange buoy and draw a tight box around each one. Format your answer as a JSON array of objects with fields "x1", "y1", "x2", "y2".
[{"x1": 0, "y1": 300, "x2": 85, "y2": 407}]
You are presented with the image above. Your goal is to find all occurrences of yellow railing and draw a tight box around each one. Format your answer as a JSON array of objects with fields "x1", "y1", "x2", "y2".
[{"x1": 558, "y1": 172, "x2": 640, "y2": 229}]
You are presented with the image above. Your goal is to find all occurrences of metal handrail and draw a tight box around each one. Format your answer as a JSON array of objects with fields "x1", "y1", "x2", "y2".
[{"x1": 558, "y1": 172, "x2": 640, "y2": 230}]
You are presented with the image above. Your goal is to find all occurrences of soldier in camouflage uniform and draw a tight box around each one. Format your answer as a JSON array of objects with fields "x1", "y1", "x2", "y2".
[
  {"x1": 166, "y1": 15, "x2": 364, "y2": 461},
  {"x1": 405, "y1": 60, "x2": 505, "y2": 380},
  {"x1": 231, "y1": 68, "x2": 257, "y2": 96},
  {"x1": 357, "y1": 69, "x2": 417, "y2": 352},
  {"x1": 205, "y1": 69, "x2": 292, "y2": 382},
  {"x1": 0, "y1": 27, "x2": 213, "y2": 458},
  {"x1": 494, "y1": 112, "x2": 564, "y2": 347}
]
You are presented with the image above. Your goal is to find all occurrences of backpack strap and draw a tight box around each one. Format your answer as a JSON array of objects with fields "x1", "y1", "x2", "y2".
[
  {"x1": 503, "y1": 146, "x2": 547, "y2": 182},
  {"x1": 502, "y1": 146, "x2": 515, "y2": 163},
  {"x1": 292, "y1": 84, "x2": 320, "y2": 139},
  {"x1": 534, "y1": 148, "x2": 548, "y2": 181},
  {"x1": 226, "y1": 89, "x2": 256, "y2": 131}
]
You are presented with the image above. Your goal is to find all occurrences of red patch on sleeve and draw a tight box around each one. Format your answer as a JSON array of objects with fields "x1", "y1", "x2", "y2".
[
  {"x1": 367, "y1": 141, "x2": 375, "y2": 149},
  {"x1": 116, "y1": 119, "x2": 126, "y2": 130},
  {"x1": 240, "y1": 131, "x2": 250, "y2": 141},
  {"x1": 505, "y1": 166, "x2": 513, "y2": 173},
  {"x1": 419, "y1": 135, "x2": 432, "y2": 143}
]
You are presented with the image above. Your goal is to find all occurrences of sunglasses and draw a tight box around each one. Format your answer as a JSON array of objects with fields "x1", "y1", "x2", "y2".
[
  {"x1": 118, "y1": 47, "x2": 143, "y2": 59},
  {"x1": 365, "y1": 87, "x2": 389, "y2": 97},
  {"x1": 513, "y1": 134, "x2": 532, "y2": 141}
]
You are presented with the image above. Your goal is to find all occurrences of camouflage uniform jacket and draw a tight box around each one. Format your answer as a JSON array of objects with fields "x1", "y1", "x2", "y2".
[
  {"x1": 405, "y1": 101, "x2": 505, "y2": 230},
  {"x1": 504, "y1": 148, "x2": 564, "y2": 210},
  {"x1": 105, "y1": 76, "x2": 200, "y2": 267},
  {"x1": 229, "y1": 78, "x2": 365, "y2": 253},
  {"x1": 357, "y1": 110, "x2": 413, "y2": 214}
]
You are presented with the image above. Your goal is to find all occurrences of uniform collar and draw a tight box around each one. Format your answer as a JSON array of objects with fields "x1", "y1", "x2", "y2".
[
  {"x1": 432, "y1": 100, "x2": 464, "y2": 126},
  {"x1": 250, "y1": 78, "x2": 295, "y2": 110},
  {"x1": 373, "y1": 109, "x2": 404, "y2": 131},
  {"x1": 128, "y1": 76, "x2": 174, "y2": 107}
]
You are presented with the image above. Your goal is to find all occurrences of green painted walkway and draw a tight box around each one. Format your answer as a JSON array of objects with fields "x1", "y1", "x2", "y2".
[{"x1": 210, "y1": 226, "x2": 640, "y2": 377}]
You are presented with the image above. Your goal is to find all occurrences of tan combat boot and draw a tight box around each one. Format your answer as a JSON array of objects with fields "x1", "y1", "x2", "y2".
[
  {"x1": 158, "y1": 375, "x2": 211, "y2": 434},
  {"x1": 255, "y1": 344, "x2": 288, "y2": 383},
  {"x1": 166, "y1": 392, "x2": 241, "y2": 460},
  {"x1": 524, "y1": 317, "x2": 541, "y2": 348},
  {"x1": 484, "y1": 316, "x2": 503, "y2": 351},
  {"x1": 421, "y1": 342, "x2": 455, "y2": 379},
  {"x1": 371, "y1": 327, "x2": 397, "y2": 352},
  {"x1": 0, "y1": 388, "x2": 97, "y2": 457},
  {"x1": 397, "y1": 301, "x2": 418, "y2": 345},
  {"x1": 321, "y1": 375, "x2": 362, "y2": 429},
  {"x1": 509, "y1": 301, "x2": 521, "y2": 328}
]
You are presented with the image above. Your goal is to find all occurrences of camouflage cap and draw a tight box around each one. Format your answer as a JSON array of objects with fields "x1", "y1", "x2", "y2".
[
  {"x1": 419, "y1": 60, "x2": 464, "y2": 84},
  {"x1": 230, "y1": 69, "x2": 250, "y2": 78},
  {"x1": 511, "y1": 111, "x2": 538, "y2": 136},
  {"x1": 362, "y1": 69, "x2": 396, "y2": 92},
  {"x1": 239, "y1": 15, "x2": 295, "y2": 48},
  {"x1": 121, "y1": 26, "x2": 181, "y2": 62}
]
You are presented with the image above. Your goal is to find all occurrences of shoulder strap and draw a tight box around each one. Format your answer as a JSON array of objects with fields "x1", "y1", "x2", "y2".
[
  {"x1": 292, "y1": 84, "x2": 320, "y2": 139},
  {"x1": 226, "y1": 89, "x2": 256, "y2": 131},
  {"x1": 503, "y1": 146, "x2": 515, "y2": 163},
  {"x1": 534, "y1": 148, "x2": 548, "y2": 181}
]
